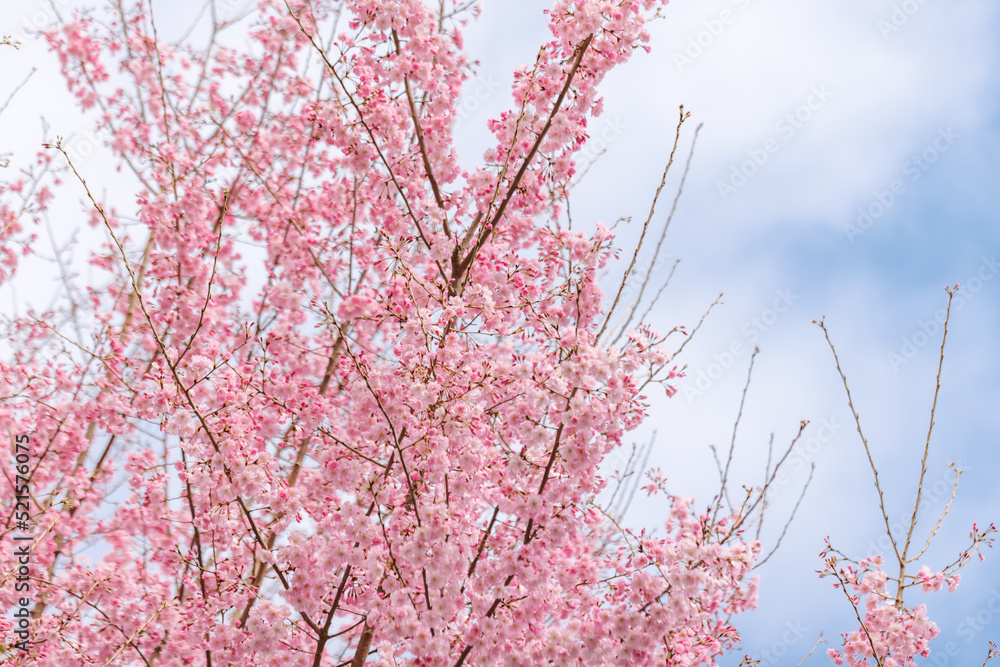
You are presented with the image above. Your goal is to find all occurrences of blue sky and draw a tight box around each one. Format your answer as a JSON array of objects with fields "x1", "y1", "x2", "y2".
[
  {"x1": 2, "y1": 0, "x2": 999, "y2": 664},
  {"x1": 457, "y1": 0, "x2": 1000, "y2": 663}
]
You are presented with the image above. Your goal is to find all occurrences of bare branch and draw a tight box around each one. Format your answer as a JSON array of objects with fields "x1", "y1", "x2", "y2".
[
  {"x1": 597, "y1": 106, "x2": 690, "y2": 342},
  {"x1": 816, "y1": 317, "x2": 901, "y2": 566}
]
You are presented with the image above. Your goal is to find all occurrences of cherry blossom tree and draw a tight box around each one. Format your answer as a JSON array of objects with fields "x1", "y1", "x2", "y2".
[
  {"x1": 0, "y1": 1, "x2": 992, "y2": 665},
  {"x1": 815, "y1": 307, "x2": 995, "y2": 667}
]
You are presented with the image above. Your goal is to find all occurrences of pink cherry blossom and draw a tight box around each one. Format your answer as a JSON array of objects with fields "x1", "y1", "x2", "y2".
[
  {"x1": 1, "y1": 1, "x2": 994, "y2": 665},
  {"x1": 0, "y1": 1, "x2": 764, "y2": 664}
]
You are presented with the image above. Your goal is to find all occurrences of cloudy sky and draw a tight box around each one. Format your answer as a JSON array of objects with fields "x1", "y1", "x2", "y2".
[
  {"x1": 455, "y1": 1, "x2": 1000, "y2": 662},
  {"x1": 2, "y1": 0, "x2": 999, "y2": 664}
]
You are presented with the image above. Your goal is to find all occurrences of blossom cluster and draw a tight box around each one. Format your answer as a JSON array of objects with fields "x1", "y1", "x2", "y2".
[
  {"x1": 0, "y1": 1, "x2": 762, "y2": 665},
  {"x1": 820, "y1": 520, "x2": 996, "y2": 667}
]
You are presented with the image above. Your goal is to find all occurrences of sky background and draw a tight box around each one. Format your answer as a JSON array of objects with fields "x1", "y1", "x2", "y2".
[{"x1": 2, "y1": 0, "x2": 999, "y2": 664}]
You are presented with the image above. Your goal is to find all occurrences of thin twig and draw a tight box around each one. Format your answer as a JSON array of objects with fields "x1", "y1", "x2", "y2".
[
  {"x1": 618, "y1": 430, "x2": 657, "y2": 520},
  {"x1": 673, "y1": 293, "x2": 723, "y2": 358},
  {"x1": 794, "y1": 634, "x2": 826, "y2": 666},
  {"x1": 754, "y1": 462, "x2": 814, "y2": 570},
  {"x1": 633, "y1": 257, "x2": 682, "y2": 341},
  {"x1": 0, "y1": 67, "x2": 35, "y2": 117},
  {"x1": 756, "y1": 433, "x2": 775, "y2": 541},
  {"x1": 898, "y1": 287, "x2": 956, "y2": 604},
  {"x1": 714, "y1": 347, "x2": 759, "y2": 520},
  {"x1": 913, "y1": 463, "x2": 961, "y2": 562},
  {"x1": 816, "y1": 317, "x2": 901, "y2": 566},
  {"x1": 597, "y1": 107, "x2": 690, "y2": 341},
  {"x1": 101, "y1": 600, "x2": 173, "y2": 667},
  {"x1": 609, "y1": 122, "x2": 701, "y2": 347}
]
